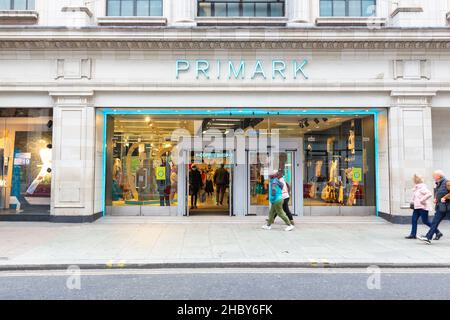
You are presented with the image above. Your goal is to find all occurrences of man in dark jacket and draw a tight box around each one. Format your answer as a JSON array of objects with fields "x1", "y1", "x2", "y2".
[
  {"x1": 189, "y1": 165, "x2": 203, "y2": 209},
  {"x1": 214, "y1": 164, "x2": 230, "y2": 206},
  {"x1": 419, "y1": 170, "x2": 447, "y2": 244}
]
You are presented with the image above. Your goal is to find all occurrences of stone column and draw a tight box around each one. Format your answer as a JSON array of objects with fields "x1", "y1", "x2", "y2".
[
  {"x1": 287, "y1": 0, "x2": 310, "y2": 26},
  {"x1": 50, "y1": 92, "x2": 98, "y2": 222},
  {"x1": 388, "y1": 92, "x2": 435, "y2": 222},
  {"x1": 171, "y1": 0, "x2": 196, "y2": 27}
]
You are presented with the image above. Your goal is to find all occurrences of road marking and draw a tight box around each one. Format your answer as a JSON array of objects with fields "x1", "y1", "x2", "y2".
[{"x1": 1, "y1": 268, "x2": 450, "y2": 278}]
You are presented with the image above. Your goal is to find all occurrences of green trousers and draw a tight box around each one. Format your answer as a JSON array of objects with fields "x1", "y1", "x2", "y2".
[{"x1": 268, "y1": 200, "x2": 291, "y2": 226}]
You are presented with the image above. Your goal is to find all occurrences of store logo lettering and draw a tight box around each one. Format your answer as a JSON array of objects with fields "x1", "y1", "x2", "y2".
[{"x1": 175, "y1": 59, "x2": 309, "y2": 80}]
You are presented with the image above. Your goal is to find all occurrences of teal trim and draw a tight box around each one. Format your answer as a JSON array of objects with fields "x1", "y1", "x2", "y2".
[
  {"x1": 101, "y1": 111, "x2": 107, "y2": 216},
  {"x1": 100, "y1": 108, "x2": 381, "y2": 216},
  {"x1": 373, "y1": 112, "x2": 380, "y2": 217}
]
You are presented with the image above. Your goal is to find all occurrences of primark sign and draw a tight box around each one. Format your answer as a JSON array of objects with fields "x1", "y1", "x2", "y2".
[{"x1": 175, "y1": 59, "x2": 309, "y2": 80}]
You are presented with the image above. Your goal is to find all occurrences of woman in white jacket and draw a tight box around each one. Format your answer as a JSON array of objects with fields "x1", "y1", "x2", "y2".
[{"x1": 406, "y1": 174, "x2": 442, "y2": 239}]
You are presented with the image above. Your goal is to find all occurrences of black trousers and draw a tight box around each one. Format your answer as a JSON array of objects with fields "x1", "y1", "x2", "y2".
[
  {"x1": 191, "y1": 187, "x2": 199, "y2": 207},
  {"x1": 282, "y1": 198, "x2": 294, "y2": 221}
]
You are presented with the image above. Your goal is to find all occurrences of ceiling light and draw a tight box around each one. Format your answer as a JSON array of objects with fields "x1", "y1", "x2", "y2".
[
  {"x1": 145, "y1": 116, "x2": 151, "y2": 122},
  {"x1": 313, "y1": 118, "x2": 320, "y2": 124},
  {"x1": 322, "y1": 118, "x2": 328, "y2": 122}
]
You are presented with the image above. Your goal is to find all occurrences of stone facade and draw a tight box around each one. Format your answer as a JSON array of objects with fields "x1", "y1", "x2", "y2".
[{"x1": 0, "y1": 0, "x2": 449, "y2": 222}]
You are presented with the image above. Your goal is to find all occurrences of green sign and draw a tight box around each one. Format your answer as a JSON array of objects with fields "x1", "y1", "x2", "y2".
[{"x1": 353, "y1": 167, "x2": 362, "y2": 182}]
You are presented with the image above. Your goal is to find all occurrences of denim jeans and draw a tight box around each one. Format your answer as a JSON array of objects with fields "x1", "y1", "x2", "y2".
[
  {"x1": 410, "y1": 209, "x2": 433, "y2": 237},
  {"x1": 426, "y1": 209, "x2": 447, "y2": 240}
]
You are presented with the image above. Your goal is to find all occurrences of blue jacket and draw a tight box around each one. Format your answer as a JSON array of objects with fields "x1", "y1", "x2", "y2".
[{"x1": 269, "y1": 178, "x2": 283, "y2": 204}]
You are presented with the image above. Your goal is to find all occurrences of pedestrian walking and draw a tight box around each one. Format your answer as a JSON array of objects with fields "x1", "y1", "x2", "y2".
[
  {"x1": 262, "y1": 170, "x2": 294, "y2": 231},
  {"x1": 405, "y1": 174, "x2": 438, "y2": 239},
  {"x1": 277, "y1": 170, "x2": 295, "y2": 225},
  {"x1": 214, "y1": 164, "x2": 229, "y2": 206},
  {"x1": 418, "y1": 170, "x2": 448, "y2": 244},
  {"x1": 189, "y1": 165, "x2": 203, "y2": 209}
]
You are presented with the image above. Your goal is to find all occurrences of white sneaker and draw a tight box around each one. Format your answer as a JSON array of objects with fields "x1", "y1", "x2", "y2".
[
  {"x1": 285, "y1": 225, "x2": 295, "y2": 232},
  {"x1": 262, "y1": 225, "x2": 272, "y2": 230}
]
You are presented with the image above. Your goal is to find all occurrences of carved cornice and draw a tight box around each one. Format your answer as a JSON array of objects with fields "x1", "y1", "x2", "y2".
[{"x1": 1, "y1": 39, "x2": 450, "y2": 50}]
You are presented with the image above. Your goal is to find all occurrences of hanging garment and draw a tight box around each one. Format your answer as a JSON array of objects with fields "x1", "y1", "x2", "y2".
[
  {"x1": 315, "y1": 160, "x2": 323, "y2": 177},
  {"x1": 328, "y1": 159, "x2": 338, "y2": 183},
  {"x1": 321, "y1": 184, "x2": 331, "y2": 201},
  {"x1": 348, "y1": 129, "x2": 355, "y2": 155},
  {"x1": 326, "y1": 137, "x2": 335, "y2": 153},
  {"x1": 309, "y1": 182, "x2": 317, "y2": 198},
  {"x1": 346, "y1": 184, "x2": 358, "y2": 206},
  {"x1": 338, "y1": 185, "x2": 344, "y2": 204}
]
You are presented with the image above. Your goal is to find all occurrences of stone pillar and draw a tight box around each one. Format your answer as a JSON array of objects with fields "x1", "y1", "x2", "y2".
[
  {"x1": 287, "y1": 0, "x2": 310, "y2": 26},
  {"x1": 171, "y1": 0, "x2": 196, "y2": 27},
  {"x1": 388, "y1": 92, "x2": 435, "y2": 221},
  {"x1": 50, "y1": 92, "x2": 98, "y2": 222}
]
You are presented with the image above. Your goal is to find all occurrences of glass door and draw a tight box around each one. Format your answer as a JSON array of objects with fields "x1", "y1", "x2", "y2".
[{"x1": 247, "y1": 150, "x2": 295, "y2": 215}]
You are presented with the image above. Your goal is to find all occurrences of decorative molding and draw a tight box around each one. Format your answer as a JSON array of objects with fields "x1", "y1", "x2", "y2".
[
  {"x1": 49, "y1": 91, "x2": 94, "y2": 105},
  {"x1": 390, "y1": 90, "x2": 435, "y2": 107},
  {"x1": 55, "y1": 58, "x2": 92, "y2": 80},
  {"x1": 1, "y1": 39, "x2": 450, "y2": 50},
  {"x1": 393, "y1": 59, "x2": 430, "y2": 80}
]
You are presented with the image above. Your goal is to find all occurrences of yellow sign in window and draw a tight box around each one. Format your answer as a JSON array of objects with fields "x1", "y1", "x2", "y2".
[
  {"x1": 156, "y1": 166, "x2": 166, "y2": 180},
  {"x1": 352, "y1": 167, "x2": 362, "y2": 182}
]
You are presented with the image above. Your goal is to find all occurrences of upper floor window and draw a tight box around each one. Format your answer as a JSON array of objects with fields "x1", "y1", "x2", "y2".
[
  {"x1": 198, "y1": 0, "x2": 285, "y2": 17},
  {"x1": 107, "y1": 0, "x2": 163, "y2": 16},
  {"x1": 0, "y1": 0, "x2": 35, "y2": 10},
  {"x1": 320, "y1": 0, "x2": 376, "y2": 17}
]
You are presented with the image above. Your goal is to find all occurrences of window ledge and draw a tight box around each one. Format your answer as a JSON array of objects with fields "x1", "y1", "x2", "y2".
[
  {"x1": 315, "y1": 16, "x2": 386, "y2": 27},
  {"x1": 61, "y1": 6, "x2": 93, "y2": 18},
  {"x1": 97, "y1": 16, "x2": 167, "y2": 26},
  {"x1": 390, "y1": 7, "x2": 423, "y2": 18},
  {"x1": 0, "y1": 10, "x2": 38, "y2": 25},
  {"x1": 196, "y1": 16, "x2": 287, "y2": 26}
]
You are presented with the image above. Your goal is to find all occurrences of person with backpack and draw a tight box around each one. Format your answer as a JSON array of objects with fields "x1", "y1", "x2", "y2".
[{"x1": 262, "y1": 170, "x2": 294, "y2": 231}]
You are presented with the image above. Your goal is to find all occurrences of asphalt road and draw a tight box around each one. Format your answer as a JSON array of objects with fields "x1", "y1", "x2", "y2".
[{"x1": 0, "y1": 268, "x2": 449, "y2": 300}]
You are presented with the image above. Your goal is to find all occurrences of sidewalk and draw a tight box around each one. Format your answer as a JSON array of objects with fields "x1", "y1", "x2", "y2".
[{"x1": 1, "y1": 216, "x2": 450, "y2": 270}]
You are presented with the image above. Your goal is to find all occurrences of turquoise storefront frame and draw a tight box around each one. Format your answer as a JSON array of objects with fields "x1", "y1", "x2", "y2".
[{"x1": 100, "y1": 108, "x2": 381, "y2": 217}]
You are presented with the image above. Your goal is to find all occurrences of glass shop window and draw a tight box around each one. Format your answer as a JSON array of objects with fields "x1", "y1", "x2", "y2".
[
  {"x1": 303, "y1": 116, "x2": 376, "y2": 207},
  {"x1": 0, "y1": 108, "x2": 53, "y2": 215}
]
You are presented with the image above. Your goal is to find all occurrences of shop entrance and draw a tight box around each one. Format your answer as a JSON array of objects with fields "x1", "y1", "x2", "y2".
[
  {"x1": 186, "y1": 151, "x2": 232, "y2": 216},
  {"x1": 103, "y1": 111, "x2": 377, "y2": 217}
]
